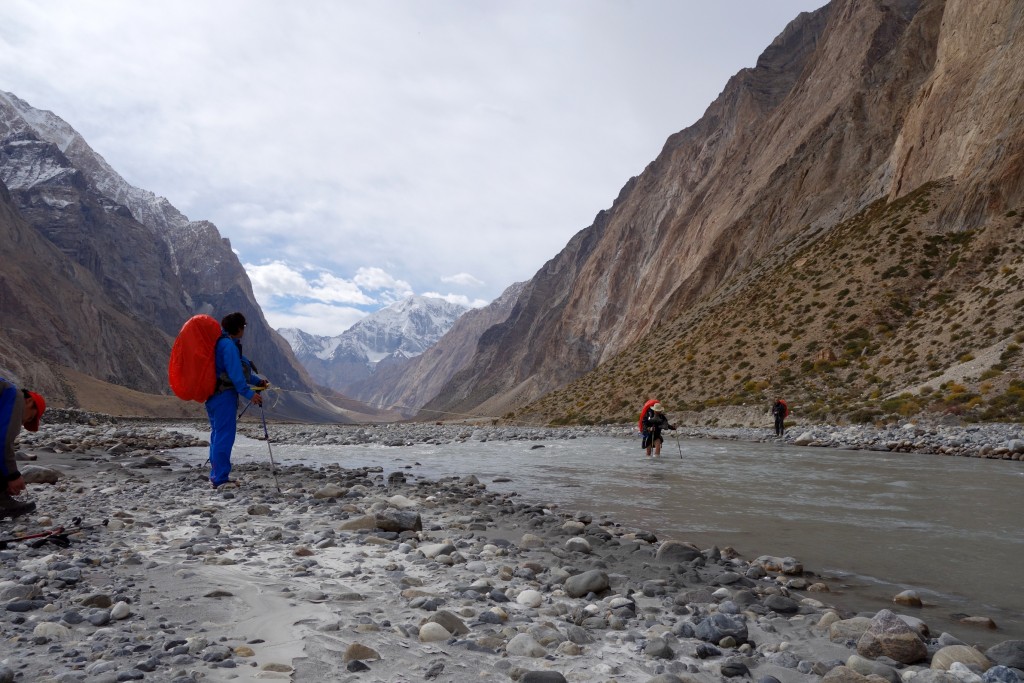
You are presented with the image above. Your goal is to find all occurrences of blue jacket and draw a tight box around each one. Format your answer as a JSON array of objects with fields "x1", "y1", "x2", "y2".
[
  {"x1": 213, "y1": 336, "x2": 259, "y2": 401},
  {"x1": 0, "y1": 378, "x2": 24, "y2": 482}
]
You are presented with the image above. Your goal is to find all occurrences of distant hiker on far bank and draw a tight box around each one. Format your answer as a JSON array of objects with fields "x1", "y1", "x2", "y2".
[
  {"x1": 0, "y1": 377, "x2": 46, "y2": 519},
  {"x1": 641, "y1": 402, "x2": 676, "y2": 457},
  {"x1": 206, "y1": 312, "x2": 267, "y2": 490},
  {"x1": 771, "y1": 397, "x2": 789, "y2": 437}
]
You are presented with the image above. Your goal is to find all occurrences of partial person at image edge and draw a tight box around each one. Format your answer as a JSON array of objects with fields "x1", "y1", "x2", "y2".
[{"x1": 0, "y1": 377, "x2": 46, "y2": 519}]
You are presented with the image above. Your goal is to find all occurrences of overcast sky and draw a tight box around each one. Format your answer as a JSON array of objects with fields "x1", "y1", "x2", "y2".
[{"x1": 1, "y1": 0, "x2": 825, "y2": 336}]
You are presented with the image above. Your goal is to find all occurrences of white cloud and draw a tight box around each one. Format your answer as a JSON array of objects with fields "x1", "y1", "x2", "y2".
[
  {"x1": 245, "y1": 261, "x2": 374, "y2": 305},
  {"x1": 421, "y1": 292, "x2": 489, "y2": 309},
  {"x1": 245, "y1": 262, "x2": 415, "y2": 307},
  {"x1": 266, "y1": 302, "x2": 367, "y2": 337},
  {"x1": 0, "y1": 0, "x2": 828, "y2": 323},
  {"x1": 309, "y1": 272, "x2": 376, "y2": 306},
  {"x1": 353, "y1": 267, "x2": 414, "y2": 299},
  {"x1": 441, "y1": 272, "x2": 484, "y2": 287},
  {"x1": 245, "y1": 260, "x2": 429, "y2": 334},
  {"x1": 245, "y1": 261, "x2": 311, "y2": 299}
]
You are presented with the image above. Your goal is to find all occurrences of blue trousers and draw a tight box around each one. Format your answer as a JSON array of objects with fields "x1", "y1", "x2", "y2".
[{"x1": 206, "y1": 390, "x2": 239, "y2": 486}]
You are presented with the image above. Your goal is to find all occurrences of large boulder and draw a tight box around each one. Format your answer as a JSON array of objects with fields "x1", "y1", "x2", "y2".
[
  {"x1": 763, "y1": 594, "x2": 800, "y2": 614},
  {"x1": 425, "y1": 610, "x2": 469, "y2": 636},
  {"x1": 931, "y1": 644, "x2": 992, "y2": 672},
  {"x1": 374, "y1": 508, "x2": 422, "y2": 533},
  {"x1": 506, "y1": 633, "x2": 546, "y2": 657},
  {"x1": 564, "y1": 569, "x2": 609, "y2": 598},
  {"x1": 694, "y1": 613, "x2": 748, "y2": 645},
  {"x1": 986, "y1": 641, "x2": 1024, "y2": 669},
  {"x1": 793, "y1": 432, "x2": 815, "y2": 446},
  {"x1": 856, "y1": 610, "x2": 927, "y2": 664},
  {"x1": 821, "y1": 666, "x2": 872, "y2": 683},
  {"x1": 655, "y1": 540, "x2": 702, "y2": 564},
  {"x1": 845, "y1": 654, "x2": 899, "y2": 683},
  {"x1": 753, "y1": 555, "x2": 804, "y2": 575},
  {"x1": 19, "y1": 465, "x2": 62, "y2": 484},
  {"x1": 829, "y1": 617, "x2": 873, "y2": 643}
]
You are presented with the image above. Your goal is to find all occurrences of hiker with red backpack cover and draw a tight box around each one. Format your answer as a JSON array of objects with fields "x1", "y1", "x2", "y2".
[
  {"x1": 206, "y1": 312, "x2": 267, "y2": 489},
  {"x1": 772, "y1": 397, "x2": 789, "y2": 437},
  {"x1": 640, "y1": 402, "x2": 676, "y2": 457}
]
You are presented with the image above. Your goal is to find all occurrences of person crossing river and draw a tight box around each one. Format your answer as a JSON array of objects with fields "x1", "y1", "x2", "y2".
[{"x1": 641, "y1": 402, "x2": 676, "y2": 457}]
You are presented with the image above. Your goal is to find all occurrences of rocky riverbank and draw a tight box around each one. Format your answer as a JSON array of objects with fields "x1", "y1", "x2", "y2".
[
  {"x1": 0, "y1": 416, "x2": 1021, "y2": 682},
  {"x1": 677, "y1": 422, "x2": 1024, "y2": 460},
  {"x1": 239, "y1": 415, "x2": 1024, "y2": 460},
  {"x1": 29, "y1": 407, "x2": 1024, "y2": 461}
]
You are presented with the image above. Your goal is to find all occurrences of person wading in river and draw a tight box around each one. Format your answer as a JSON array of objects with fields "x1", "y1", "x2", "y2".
[
  {"x1": 641, "y1": 403, "x2": 676, "y2": 457},
  {"x1": 771, "y1": 397, "x2": 789, "y2": 437}
]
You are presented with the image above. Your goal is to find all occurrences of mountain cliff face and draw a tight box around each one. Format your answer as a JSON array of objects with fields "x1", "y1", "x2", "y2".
[
  {"x1": 0, "y1": 91, "x2": 336, "y2": 420},
  {"x1": 280, "y1": 295, "x2": 469, "y2": 401},
  {"x1": 0, "y1": 178, "x2": 177, "y2": 401},
  {"x1": 426, "y1": 0, "x2": 1024, "y2": 423},
  {"x1": 0, "y1": 130, "x2": 191, "y2": 335}
]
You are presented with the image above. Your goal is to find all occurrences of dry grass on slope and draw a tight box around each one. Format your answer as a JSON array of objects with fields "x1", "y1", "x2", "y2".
[
  {"x1": 513, "y1": 182, "x2": 1024, "y2": 427},
  {"x1": 56, "y1": 365, "x2": 207, "y2": 419}
]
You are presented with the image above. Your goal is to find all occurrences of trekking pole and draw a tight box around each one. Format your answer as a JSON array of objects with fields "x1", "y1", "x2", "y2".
[
  {"x1": 258, "y1": 402, "x2": 282, "y2": 493},
  {"x1": 0, "y1": 517, "x2": 108, "y2": 550},
  {"x1": 238, "y1": 395, "x2": 257, "y2": 420},
  {"x1": 675, "y1": 430, "x2": 683, "y2": 459},
  {"x1": 0, "y1": 526, "x2": 67, "y2": 550}
]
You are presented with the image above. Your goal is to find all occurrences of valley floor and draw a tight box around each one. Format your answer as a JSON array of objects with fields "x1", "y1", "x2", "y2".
[{"x1": 0, "y1": 418, "x2": 1021, "y2": 681}]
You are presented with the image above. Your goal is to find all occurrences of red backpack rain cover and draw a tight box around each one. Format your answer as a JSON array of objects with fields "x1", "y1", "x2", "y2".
[
  {"x1": 168, "y1": 315, "x2": 223, "y2": 402},
  {"x1": 638, "y1": 399, "x2": 659, "y2": 432}
]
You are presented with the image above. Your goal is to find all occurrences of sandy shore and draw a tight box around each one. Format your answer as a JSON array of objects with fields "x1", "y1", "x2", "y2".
[{"x1": 0, "y1": 430, "x2": 1022, "y2": 682}]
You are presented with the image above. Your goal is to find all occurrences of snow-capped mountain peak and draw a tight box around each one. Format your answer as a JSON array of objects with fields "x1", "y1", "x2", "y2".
[{"x1": 280, "y1": 295, "x2": 469, "y2": 393}]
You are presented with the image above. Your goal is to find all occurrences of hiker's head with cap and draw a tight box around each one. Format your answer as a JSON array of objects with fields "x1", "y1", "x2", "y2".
[
  {"x1": 651, "y1": 402, "x2": 664, "y2": 413},
  {"x1": 22, "y1": 390, "x2": 46, "y2": 432}
]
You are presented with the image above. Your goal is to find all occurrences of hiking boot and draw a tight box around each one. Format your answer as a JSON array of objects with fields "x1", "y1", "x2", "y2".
[
  {"x1": 0, "y1": 495, "x2": 36, "y2": 520},
  {"x1": 211, "y1": 479, "x2": 241, "y2": 490}
]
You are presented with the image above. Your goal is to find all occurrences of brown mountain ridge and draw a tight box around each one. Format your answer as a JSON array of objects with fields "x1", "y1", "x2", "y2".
[
  {"x1": 424, "y1": 0, "x2": 1024, "y2": 426},
  {"x1": 515, "y1": 181, "x2": 1024, "y2": 426}
]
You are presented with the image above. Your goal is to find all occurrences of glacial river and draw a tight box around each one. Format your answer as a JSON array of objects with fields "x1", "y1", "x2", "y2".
[{"x1": 172, "y1": 434, "x2": 1024, "y2": 645}]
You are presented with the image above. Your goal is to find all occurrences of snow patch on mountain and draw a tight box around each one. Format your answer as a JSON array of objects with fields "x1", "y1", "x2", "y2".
[
  {"x1": 278, "y1": 328, "x2": 343, "y2": 362},
  {"x1": 1, "y1": 89, "x2": 190, "y2": 235},
  {"x1": 0, "y1": 91, "x2": 78, "y2": 152}
]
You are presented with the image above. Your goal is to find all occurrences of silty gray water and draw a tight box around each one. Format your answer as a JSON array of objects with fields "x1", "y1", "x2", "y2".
[{"x1": 173, "y1": 433, "x2": 1024, "y2": 645}]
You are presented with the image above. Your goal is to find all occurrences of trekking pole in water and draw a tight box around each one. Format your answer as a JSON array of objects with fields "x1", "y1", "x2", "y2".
[
  {"x1": 259, "y1": 402, "x2": 282, "y2": 493},
  {"x1": 675, "y1": 430, "x2": 683, "y2": 459}
]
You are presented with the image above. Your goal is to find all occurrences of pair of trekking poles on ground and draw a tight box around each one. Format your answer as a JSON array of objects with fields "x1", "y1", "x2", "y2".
[
  {"x1": 237, "y1": 385, "x2": 281, "y2": 492},
  {"x1": 0, "y1": 517, "x2": 109, "y2": 551}
]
